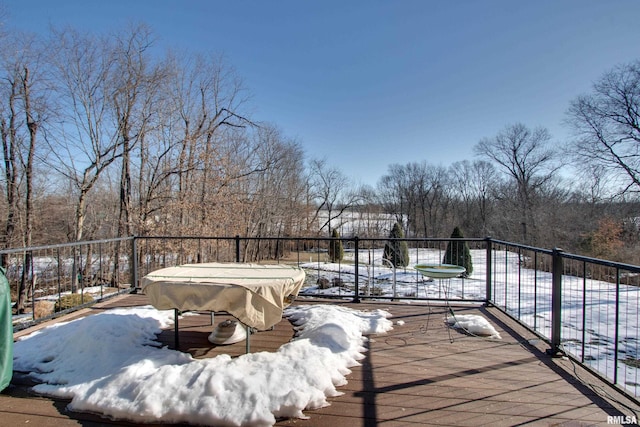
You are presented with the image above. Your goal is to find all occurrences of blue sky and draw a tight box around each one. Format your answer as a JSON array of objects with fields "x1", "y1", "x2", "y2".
[{"x1": 4, "y1": 0, "x2": 640, "y2": 187}]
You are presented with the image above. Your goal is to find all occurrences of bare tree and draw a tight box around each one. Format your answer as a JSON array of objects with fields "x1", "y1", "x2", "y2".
[
  {"x1": 449, "y1": 160, "x2": 499, "y2": 236},
  {"x1": 377, "y1": 164, "x2": 411, "y2": 234},
  {"x1": 0, "y1": 31, "x2": 49, "y2": 312},
  {"x1": 110, "y1": 24, "x2": 162, "y2": 238},
  {"x1": 46, "y1": 28, "x2": 122, "y2": 242},
  {"x1": 474, "y1": 123, "x2": 561, "y2": 244},
  {"x1": 162, "y1": 51, "x2": 252, "y2": 235},
  {"x1": 0, "y1": 54, "x2": 22, "y2": 251},
  {"x1": 566, "y1": 60, "x2": 640, "y2": 195},
  {"x1": 132, "y1": 71, "x2": 180, "y2": 236},
  {"x1": 352, "y1": 186, "x2": 390, "y2": 238},
  {"x1": 411, "y1": 162, "x2": 451, "y2": 237},
  {"x1": 378, "y1": 162, "x2": 452, "y2": 237},
  {"x1": 40, "y1": 28, "x2": 130, "y2": 294},
  {"x1": 308, "y1": 158, "x2": 362, "y2": 235},
  {"x1": 471, "y1": 160, "x2": 500, "y2": 236},
  {"x1": 17, "y1": 65, "x2": 38, "y2": 312},
  {"x1": 239, "y1": 124, "x2": 306, "y2": 259}
]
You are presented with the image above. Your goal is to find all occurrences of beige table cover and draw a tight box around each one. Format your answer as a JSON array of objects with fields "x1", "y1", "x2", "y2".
[{"x1": 141, "y1": 263, "x2": 306, "y2": 330}]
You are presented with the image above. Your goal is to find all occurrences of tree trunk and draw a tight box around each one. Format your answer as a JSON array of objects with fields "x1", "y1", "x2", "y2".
[{"x1": 15, "y1": 67, "x2": 38, "y2": 314}]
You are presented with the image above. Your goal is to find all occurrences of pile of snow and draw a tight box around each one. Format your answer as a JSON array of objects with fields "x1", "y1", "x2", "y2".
[
  {"x1": 445, "y1": 313, "x2": 502, "y2": 339},
  {"x1": 13, "y1": 304, "x2": 393, "y2": 427}
]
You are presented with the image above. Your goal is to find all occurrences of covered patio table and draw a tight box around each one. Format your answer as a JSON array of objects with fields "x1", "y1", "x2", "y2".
[{"x1": 140, "y1": 262, "x2": 306, "y2": 350}]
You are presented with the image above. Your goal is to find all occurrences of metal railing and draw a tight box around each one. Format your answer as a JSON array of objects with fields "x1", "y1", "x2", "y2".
[
  {"x1": 3, "y1": 235, "x2": 640, "y2": 401},
  {"x1": 487, "y1": 239, "x2": 640, "y2": 402},
  {"x1": 132, "y1": 235, "x2": 488, "y2": 303},
  {"x1": 1, "y1": 238, "x2": 135, "y2": 329}
]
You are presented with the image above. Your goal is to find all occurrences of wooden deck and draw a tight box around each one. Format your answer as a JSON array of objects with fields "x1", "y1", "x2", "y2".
[{"x1": 2, "y1": 293, "x2": 638, "y2": 426}]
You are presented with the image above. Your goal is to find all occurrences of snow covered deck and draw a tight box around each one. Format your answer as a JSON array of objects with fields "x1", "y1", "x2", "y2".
[{"x1": 3, "y1": 293, "x2": 638, "y2": 426}]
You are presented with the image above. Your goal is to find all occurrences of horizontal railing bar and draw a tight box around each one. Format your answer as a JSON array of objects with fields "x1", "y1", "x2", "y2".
[
  {"x1": 559, "y1": 251, "x2": 640, "y2": 272},
  {"x1": 488, "y1": 239, "x2": 554, "y2": 255},
  {"x1": 0, "y1": 237, "x2": 133, "y2": 255},
  {"x1": 136, "y1": 236, "x2": 486, "y2": 243}
]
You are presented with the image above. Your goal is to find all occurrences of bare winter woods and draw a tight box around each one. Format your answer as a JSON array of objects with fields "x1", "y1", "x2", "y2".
[
  {"x1": 1, "y1": 25, "x2": 314, "y2": 246},
  {"x1": 1, "y1": 22, "x2": 640, "y2": 263}
]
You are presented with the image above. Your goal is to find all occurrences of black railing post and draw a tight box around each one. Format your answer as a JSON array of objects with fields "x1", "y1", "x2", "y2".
[
  {"x1": 131, "y1": 236, "x2": 138, "y2": 291},
  {"x1": 548, "y1": 247, "x2": 564, "y2": 356},
  {"x1": 485, "y1": 237, "x2": 492, "y2": 305},
  {"x1": 235, "y1": 235, "x2": 241, "y2": 262},
  {"x1": 614, "y1": 267, "x2": 620, "y2": 385},
  {"x1": 353, "y1": 236, "x2": 360, "y2": 303}
]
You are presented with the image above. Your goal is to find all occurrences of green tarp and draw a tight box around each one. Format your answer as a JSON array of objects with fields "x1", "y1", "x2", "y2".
[{"x1": 0, "y1": 267, "x2": 12, "y2": 391}]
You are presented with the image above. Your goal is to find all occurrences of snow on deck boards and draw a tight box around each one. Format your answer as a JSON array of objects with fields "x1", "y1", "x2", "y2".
[{"x1": 3, "y1": 293, "x2": 637, "y2": 426}]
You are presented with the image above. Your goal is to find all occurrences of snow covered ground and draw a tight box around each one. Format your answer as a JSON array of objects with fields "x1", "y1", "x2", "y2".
[{"x1": 299, "y1": 249, "x2": 486, "y2": 301}]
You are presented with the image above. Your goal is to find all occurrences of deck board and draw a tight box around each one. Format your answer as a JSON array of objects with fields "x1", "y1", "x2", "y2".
[{"x1": 2, "y1": 293, "x2": 637, "y2": 426}]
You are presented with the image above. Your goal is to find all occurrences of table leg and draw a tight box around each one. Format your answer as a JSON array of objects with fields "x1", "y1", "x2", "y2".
[{"x1": 174, "y1": 308, "x2": 179, "y2": 349}]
